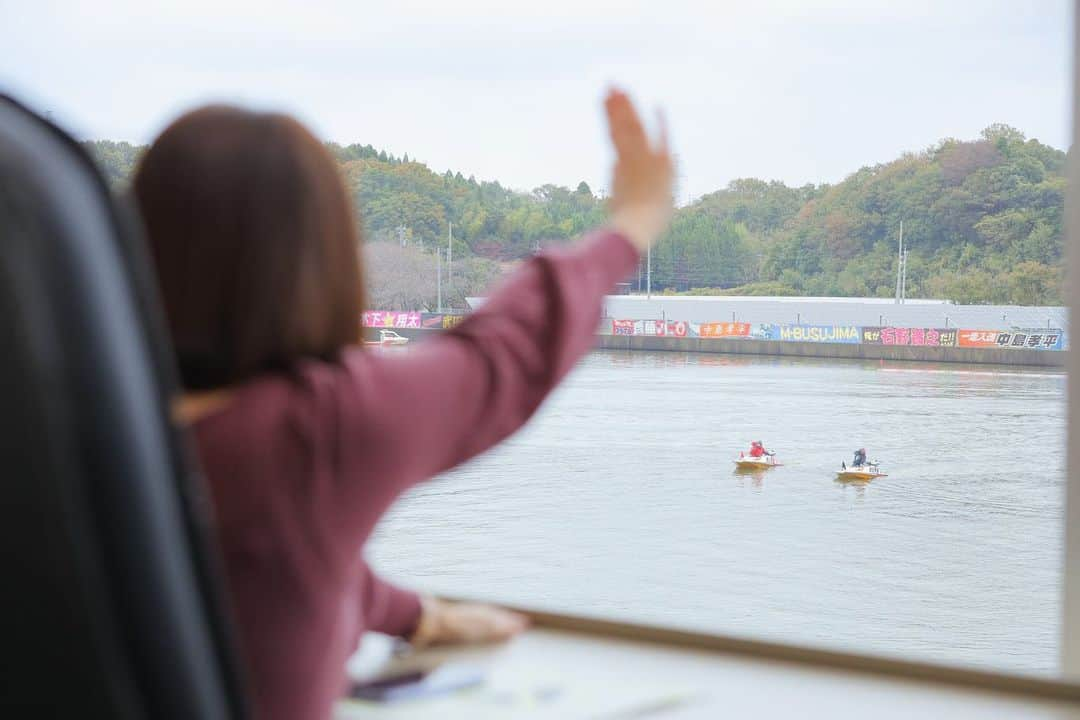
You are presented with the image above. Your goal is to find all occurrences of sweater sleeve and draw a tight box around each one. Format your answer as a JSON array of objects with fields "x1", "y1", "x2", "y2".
[
  {"x1": 358, "y1": 562, "x2": 422, "y2": 638},
  {"x1": 332, "y1": 229, "x2": 638, "y2": 530}
]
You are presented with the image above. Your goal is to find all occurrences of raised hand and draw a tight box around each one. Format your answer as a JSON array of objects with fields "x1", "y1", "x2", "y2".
[{"x1": 605, "y1": 88, "x2": 674, "y2": 252}]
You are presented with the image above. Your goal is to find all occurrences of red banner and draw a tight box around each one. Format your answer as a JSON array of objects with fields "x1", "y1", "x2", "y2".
[
  {"x1": 957, "y1": 330, "x2": 1001, "y2": 348},
  {"x1": 698, "y1": 322, "x2": 750, "y2": 338}
]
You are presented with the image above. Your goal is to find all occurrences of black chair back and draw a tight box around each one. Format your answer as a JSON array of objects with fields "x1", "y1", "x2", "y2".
[{"x1": 0, "y1": 95, "x2": 246, "y2": 719}]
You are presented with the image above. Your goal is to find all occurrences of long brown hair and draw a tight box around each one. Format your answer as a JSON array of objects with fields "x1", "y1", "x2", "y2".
[{"x1": 134, "y1": 106, "x2": 362, "y2": 390}]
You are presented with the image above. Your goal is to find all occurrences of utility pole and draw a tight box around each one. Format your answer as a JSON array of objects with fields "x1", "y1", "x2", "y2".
[
  {"x1": 447, "y1": 221, "x2": 453, "y2": 307},
  {"x1": 901, "y1": 249, "x2": 909, "y2": 303},
  {"x1": 647, "y1": 244, "x2": 652, "y2": 298},
  {"x1": 894, "y1": 220, "x2": 904, "y2": 304},
  {"x1": 436, "y1": 248, "x2": 442, "y2": 313}
]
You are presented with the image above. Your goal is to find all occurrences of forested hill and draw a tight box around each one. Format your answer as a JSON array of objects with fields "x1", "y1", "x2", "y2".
[{"x1": 84, "y1": 122, "x2": 1066, "y2": 306}]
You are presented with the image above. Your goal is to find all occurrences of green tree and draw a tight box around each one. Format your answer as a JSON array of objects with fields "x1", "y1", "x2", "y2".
[{"x1": 82, "y1": 122, "x2": 1066, "y2": 306}]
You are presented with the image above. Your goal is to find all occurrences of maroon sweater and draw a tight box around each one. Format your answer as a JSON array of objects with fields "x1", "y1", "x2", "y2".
[{"x1": 192, "y1": 230, "x2": 638, "y2": 720}]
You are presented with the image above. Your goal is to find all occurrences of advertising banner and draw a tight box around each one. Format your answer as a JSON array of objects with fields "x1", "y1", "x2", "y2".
[
  {"x1": 697, "y1": 321, "x2": 751, "y2": 338},
  {"x1": 363, "y1": 311, "x2": 422, "y2": 328},
  {"x1": 997, "y1": 330, "x2": 1064, "y2": 350},
  {"x1": 956, "y1": 330, "x2": 999, "y2": 348},
  {"x1": 861, "y1": 327, "x2": 957, "y2": 347},
  {"x1": 958, "y1": 329, "x2": 1065, "y2": 350},
  {"x1": 442, "y1": 314, "x2": 466, "y2": 329},
  {"x1": 665, "y1": 320, "x2": 690, "y2": 338},
  {"x1": 610, "y1": 319, "x2": 693, "y2": 337},
  {"x1": 775, "y1": 324, "x2": 861, "y2": 344},
  {"x1": 421, "y1": 313, "x2": 444, "y2": 329},
  {"x1": 749, "y1": 324, "x2": 777, "y2": 340},
  {"x1": 1006, "y1": 329, "x2": 1066, "y2": 350},
  {"x1": 605, "y1": 319, "x2": 1067, "y2": 349},
  {"x1": 642, "y1": 320, "x2": 666, "y2": 336}
]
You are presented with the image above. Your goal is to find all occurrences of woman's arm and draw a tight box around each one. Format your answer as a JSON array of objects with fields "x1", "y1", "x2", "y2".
[
  {"x1": 358, "y1": 562, "x2": 527, "y2": 644},
  {"x1": 351, "y1": 228, "x2": 638, "y2": 482},
  {"x1": 358, "y1": 561, "x2": 423, "y2": 638},
  {"x1": 332, "y1": 89, "x2": 672, "y2": 528}
]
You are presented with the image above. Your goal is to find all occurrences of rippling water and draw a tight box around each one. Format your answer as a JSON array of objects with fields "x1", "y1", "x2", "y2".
[{"x1": 369, "y1": 350, "x2": 1065, "y2": 676}]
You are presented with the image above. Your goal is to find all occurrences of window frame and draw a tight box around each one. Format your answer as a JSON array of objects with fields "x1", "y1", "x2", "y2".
[
  {"x1": 463, "y1": 0, "x2": 1080, "y2": 692},
  {"x1": 1065, "y1": 0, "x2": 1080, "y2": 680}
]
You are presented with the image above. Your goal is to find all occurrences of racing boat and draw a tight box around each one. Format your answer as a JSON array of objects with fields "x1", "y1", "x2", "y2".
[
  {"x1": 734, "y1": 452, "x2": 782, "y2": 470},
  {"x1": 836, "y1": 463, "x2": 887, "y2": 481},
  {"x1": 364, "y1": 329, "x2": 410, "y2": 347}
]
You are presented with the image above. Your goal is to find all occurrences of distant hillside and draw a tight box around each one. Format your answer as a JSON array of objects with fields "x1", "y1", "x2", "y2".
[
  {"x1": 83, "y1": 122, "x2": 1065, "y2": 306},
  {"x1": 667, "y1": 123, "x2": 1065, "y2": 305}
]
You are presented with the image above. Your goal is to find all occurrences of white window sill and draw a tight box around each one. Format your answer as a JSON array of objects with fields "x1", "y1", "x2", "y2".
[{"x1": 337, "y1": 619, "x2": 1080, "y2": 719}]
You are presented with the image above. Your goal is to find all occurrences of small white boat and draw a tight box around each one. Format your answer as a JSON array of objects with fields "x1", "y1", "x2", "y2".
[
  {"x1": 365, "y1": 329, "x2": 410, "y2": 347},
  {"x1": 836, "y1": 463, "x2": 887, "y2": 481},
  {"x1": 733, "y1": 453, "x2": 782, "y2": 470}
]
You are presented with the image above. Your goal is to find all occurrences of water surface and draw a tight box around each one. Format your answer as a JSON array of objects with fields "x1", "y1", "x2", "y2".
[{"x1": 370, "y1": 351, "x2": 1065, "y2": 675}]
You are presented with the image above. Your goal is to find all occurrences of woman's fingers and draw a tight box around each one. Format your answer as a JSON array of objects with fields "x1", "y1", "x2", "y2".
[
  {"x1": 605, "y1": 86, "x2": 675, "y2": 252},
  {"x1": 605, "y1": 88, "x2": 649, "y2": 157},
  {"x1": 480, "y1": 607, "x2": 529, "y2": 640},
  {"x1": 450, "y1": 604, "x2": 528, "y2": 643},
  {"x1": 606, "y1": 89, "x2": 671, "y2": 163},
  {"x1": 418, "y1": 600, "x2": 529, "y2": 646}
]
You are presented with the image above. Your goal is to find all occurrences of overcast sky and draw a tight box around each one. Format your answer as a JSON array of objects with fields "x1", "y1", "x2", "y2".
[{"x1": 1, "y1": 0, "x2": 1071, "y2": 200}]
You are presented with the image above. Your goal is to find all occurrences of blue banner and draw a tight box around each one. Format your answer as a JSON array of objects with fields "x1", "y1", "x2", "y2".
[
  {"x1": 773, "y1": 324, "x2": 861, "y2": 344},
  {"x1": 998, "y1": 330, "x2": 1066, "y2": 350}
]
